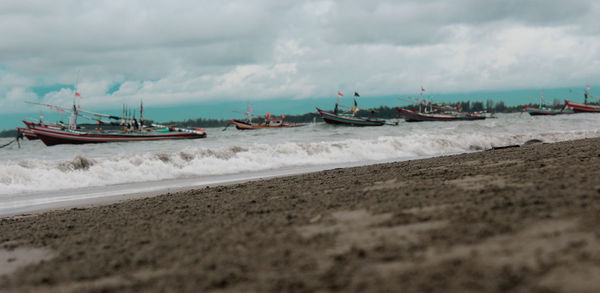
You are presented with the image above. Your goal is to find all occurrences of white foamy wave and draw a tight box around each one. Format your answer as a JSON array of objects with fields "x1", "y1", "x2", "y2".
[{"x1": 1, "y1": 127, "x2": 598, "y2": 195}]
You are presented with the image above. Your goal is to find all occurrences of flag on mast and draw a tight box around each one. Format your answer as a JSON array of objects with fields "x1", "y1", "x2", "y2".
[{"x1": 337, "y1": 91, "x2": 344, "y2": 97}]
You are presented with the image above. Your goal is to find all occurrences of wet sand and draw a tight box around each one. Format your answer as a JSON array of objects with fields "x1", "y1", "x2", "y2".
[{"x1": 2, "y1": 137, "x2": 600, "y2": 292}]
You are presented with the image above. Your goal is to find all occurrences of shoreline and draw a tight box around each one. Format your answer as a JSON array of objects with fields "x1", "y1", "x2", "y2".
[{"x1": 2, "y1": 137, "x2": 600, "y2": 292}]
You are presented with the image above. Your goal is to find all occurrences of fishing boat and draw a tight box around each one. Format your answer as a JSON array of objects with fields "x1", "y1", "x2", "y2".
[
  {"x1": 395, "y1": 107, "x2": 488, "y2": 122},
  {"x1": 24, "y1": 101, "x2": 207, "y2": 146},
  {"x1": 564, "y1": 86, "x2": 599, "y2": 113},
  {"x1": 24, "y1": 121, "x2": 206, "y2": 146},
  {"x1": 229, "y1": 110, "x2": 303, "y2": 130},
  {"x1": 521, "y1": 91, "x2": 574, "y2": 116},
  {"x1": 396, "y1": 88, "x2": 490, "y2": 122},
  {"x1": 229, "y1": 119, "x2": 304, "y2": 130},
  {"x1": 564, "y1": 100, "x2": 600, "y2": 113},
  {"x1": 316, "y1": 91, "x2": 388, "y2": 126},
  {"x1": 316, "y1": 107, "x2": 386, "y2": 126},
  {"x1": 522, "y1": 105, "x2": 573, "y2": 116}
]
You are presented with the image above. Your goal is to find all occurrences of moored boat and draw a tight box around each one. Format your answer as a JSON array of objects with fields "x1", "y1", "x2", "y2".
[
  {"x1": 564, "y1": 86, "x2": 600, "y2": 113},
  {"x1": 228, "y1": 110, "x2": 304, "y2": 130},
  {"x1": 316, "y1": 107, "x2": 386, "y2": 126},
  {"x1": 24, "y1": 99, "x2": 207, "y2": 146},
  {"x1": 229, "y1": 118, "x2": 304, "y2": 130},
  {"x1": 395, "y1": 107, "x2": 489, "y2": 122},
  {"x1": 24, "y1": 121, "x2": 206, "y2": 146},
  {"x1": 522, "y1": 105, "x2": 574, "y2": 116},
  {"x1": 316, "y1": 91, "x2": 388, "y2": 126},
  {"x1": 564, "y1": 100, "x2": 600, "y2": 113}
]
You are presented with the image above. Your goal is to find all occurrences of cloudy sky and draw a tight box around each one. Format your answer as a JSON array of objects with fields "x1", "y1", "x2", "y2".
[{"x1": 1, "y1": 0, "x2": 599, "y2": 114}]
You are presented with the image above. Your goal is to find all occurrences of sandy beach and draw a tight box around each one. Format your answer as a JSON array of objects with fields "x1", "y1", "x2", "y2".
[{"x1": 2, "y1": 137, "x2": 600, "y2": 292}]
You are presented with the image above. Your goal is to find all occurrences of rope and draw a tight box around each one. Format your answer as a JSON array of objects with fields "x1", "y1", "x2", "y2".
[
  {"x1": 0, "y1": 139, "x2": 16, "y2": 149},
  {"x1": 0, "y1": 131, "x2": 23, "y2": 149}
]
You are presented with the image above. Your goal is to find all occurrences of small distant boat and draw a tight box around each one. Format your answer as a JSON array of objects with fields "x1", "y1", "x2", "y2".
[
  {"x1": 395, "y1": 107, "x2": 489, "y2": 122},
  {"x1": 316, "y1": 91, "x2": 387, "y2": 126},
  {"x1": 396, "y1": 89, "x2": 491, "y2": 122},
  {"x1": 229, "y1": 110, "x2": 303, "y2": 130},
  {"x1": 229, "y1": 119, "x2": 303, "y2": 130},
  {"x1": 522, "y1": 106, "x2": 574, "y2": 116},
  {"x1": 316, "y1": 107, "x2": 386, "y2": 126}
]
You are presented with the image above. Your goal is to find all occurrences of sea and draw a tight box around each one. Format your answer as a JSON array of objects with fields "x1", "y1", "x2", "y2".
[{"x1": 1, "y1": 112, "x2": 600, "y2": 215}]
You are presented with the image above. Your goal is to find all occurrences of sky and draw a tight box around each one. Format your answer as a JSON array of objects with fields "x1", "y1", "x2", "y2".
[{"x1": 1, "y1": 0, "x2": 599, "y2": 128}]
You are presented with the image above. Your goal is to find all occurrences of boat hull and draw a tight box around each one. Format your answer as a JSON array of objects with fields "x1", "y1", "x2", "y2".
[
  {"x1": 25, "y1": 122, "x2": 206, "y2": 146},
  {"x1": 395, "y1": 107, "x2": 487, "y2": 122},
  {"x1": 316, "y1": 108, "x2": 385, "y2": 126}
]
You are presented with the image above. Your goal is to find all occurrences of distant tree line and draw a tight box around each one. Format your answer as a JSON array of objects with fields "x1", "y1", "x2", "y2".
[{"x1": 0, "y1": 99, "x2": 569, "y2": 137}]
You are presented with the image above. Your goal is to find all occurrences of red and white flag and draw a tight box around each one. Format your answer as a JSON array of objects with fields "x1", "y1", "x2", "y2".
[
  {"x1": 75, "y1": 91, "x2": 81, "y2": 99},
  {"x1": 421, "y1": 86, "x2": 425, "y2": 92},
  {"x1": 337, "y1": 91, "x2": 344, "y2": 97},
  {"x1": 40, "y1": 114, "x2": 44, "y2": 119},
  {"x1": 586, "y1": 85, "x2": 591, "y2": 90}
]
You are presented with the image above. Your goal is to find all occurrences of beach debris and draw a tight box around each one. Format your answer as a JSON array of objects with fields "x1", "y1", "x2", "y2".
[
  {"x1": 309, "y1": 214, "x2": 322, "y2": 223},
  {"x1": 489, "y1": 144, "x2": 520, "y2": 150}
]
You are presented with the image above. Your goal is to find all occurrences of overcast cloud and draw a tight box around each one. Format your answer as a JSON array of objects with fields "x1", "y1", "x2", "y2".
[{"x1": 1, "y1": 0, "x2": 599, "y2": 112}]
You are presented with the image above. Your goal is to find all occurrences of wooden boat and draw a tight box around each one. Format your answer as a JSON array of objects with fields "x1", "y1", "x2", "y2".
[
  {"x1": 395, "y1": 107, "x2": 489, "y2": 122},
  {"x1": 229, "y1": 119, "x2": 304, "y2": 130},
  {"x1": 24, "y1": 121, "x2": 206, "y2": 146},
  {"x1": 564, "y1": 100, "x2": 600, "y2": 113},
  {"x1": 23, "y1": 100, "x2": 207, "y2": 146},
  {"x1": 522, "y1": 105, "x2": 574, "y2": 116},
  {"x1": 316, "y1": 107, "x2": 386, "y2": 126}
]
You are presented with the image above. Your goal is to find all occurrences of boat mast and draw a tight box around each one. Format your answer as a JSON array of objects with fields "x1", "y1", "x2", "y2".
[
  {"x1": 140, "y1": 100, "x2": 144, "y2": 129},
  {"x1": 70, "y1": 73, "x2": 81, "y2": 130}
]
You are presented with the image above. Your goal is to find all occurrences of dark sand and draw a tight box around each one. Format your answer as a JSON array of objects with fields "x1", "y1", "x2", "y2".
[{"x1": 2, "y1": 138, "x2": 600, "y2": 292}]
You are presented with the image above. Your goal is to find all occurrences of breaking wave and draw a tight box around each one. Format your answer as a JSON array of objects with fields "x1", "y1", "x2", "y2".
[{"x1": 1, "y1": 127, "x2": 599, "y2": 195}]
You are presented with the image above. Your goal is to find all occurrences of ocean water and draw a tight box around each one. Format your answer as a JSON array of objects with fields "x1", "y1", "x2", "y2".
[{"x1": 1, "y1": 112, "x2": 600, "y2": 214}]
